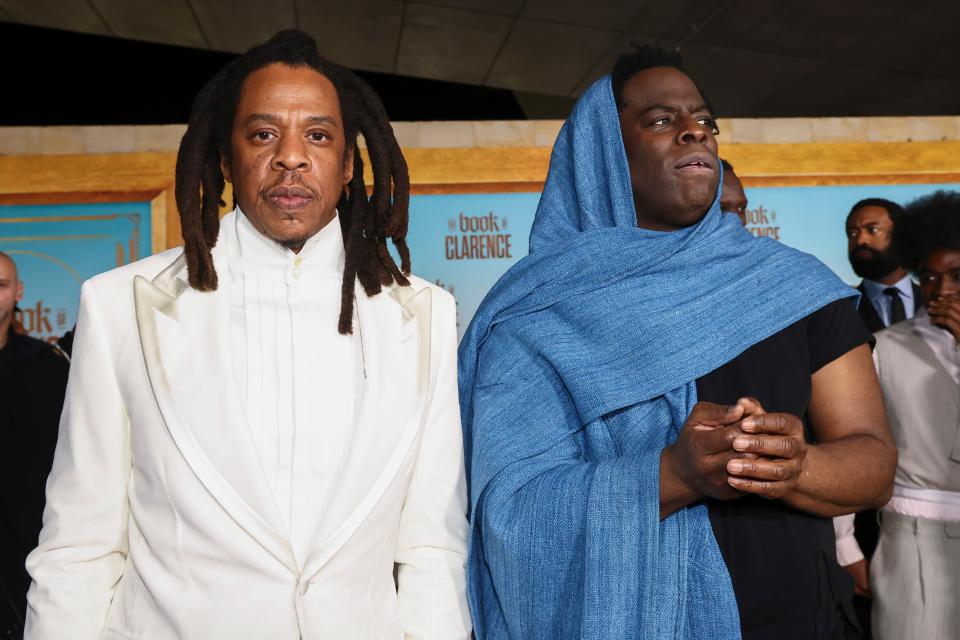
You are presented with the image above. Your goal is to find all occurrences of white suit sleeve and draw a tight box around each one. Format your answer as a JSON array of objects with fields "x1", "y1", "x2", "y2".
[
  {"x1": 24, "y1": 279, "x2": 132, "y2": 639},
  {"x1": 394, "y1": 290, "x2": 471, "y2": 639}
]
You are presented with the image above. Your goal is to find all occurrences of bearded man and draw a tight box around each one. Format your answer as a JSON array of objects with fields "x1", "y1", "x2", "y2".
[
  {"x1": 25, "y1": 30, "x2": 470, "y2": 640},
  {"x1": 846, "y1": 198, "x2": 920, "y2": 332}
]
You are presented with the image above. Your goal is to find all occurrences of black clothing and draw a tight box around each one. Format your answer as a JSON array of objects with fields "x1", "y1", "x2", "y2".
[
  {"x1": 0, "y1": 331, "x2": 69, "y2": 637},
  {"x1": 698, "y1": 299, "x2": 873, "y2": 640}
]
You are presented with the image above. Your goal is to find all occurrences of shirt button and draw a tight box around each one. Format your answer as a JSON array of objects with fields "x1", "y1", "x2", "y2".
[
  {"x1": 293, "y1": 256, "x2": 303, "y2": 267},
  {"x1": 292, "y1": 271, "x2": 300, "y2": 280},
  {"x1": 298, "y1": 582, "x2": 310, "y2": 596}
]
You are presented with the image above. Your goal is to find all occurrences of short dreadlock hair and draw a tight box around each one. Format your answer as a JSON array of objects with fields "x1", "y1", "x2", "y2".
[
  {"x1": 904, "y1": 190, "x2": 960, "y2": 273},
  {"x1": 611, "y1": 43, "x2": 714, "y2": 115},
  {"x1": 175, "y1": 29, "x2": 410, "y2": 334}
]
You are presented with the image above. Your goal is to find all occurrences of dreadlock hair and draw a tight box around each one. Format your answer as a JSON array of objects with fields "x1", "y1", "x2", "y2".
[
  {"x1": 903, "y1": 190, "x2": 960, "y2": 273},
  {"x1": 611, "y1": 43, "x2": 714, "y2": 115},
  {"x1": 847, "y1": 197, "x2": 912, "y2": 267},
  {"x1": 175, "y1": 29, "x2": 410, "y2": 334}
]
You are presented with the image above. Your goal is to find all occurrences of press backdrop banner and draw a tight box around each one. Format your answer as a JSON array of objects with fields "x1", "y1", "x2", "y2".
[
  {"x1": 0, "y1": 201, "x2": 153, "y2": 343},
  {"x1": 5, "y1": 184, "x2": 957, "y2": 345},
  {"x1": 402, "y1": 183, "x2": 960, "y2": 340}
]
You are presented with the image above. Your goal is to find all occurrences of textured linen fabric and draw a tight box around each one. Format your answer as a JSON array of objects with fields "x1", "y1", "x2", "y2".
[
  {"x1": 225, "y1": 209, "x2": 362, "y2": 566},
  {"x1": 457, "y1": 75, "x2": 857, "y2": 639}
]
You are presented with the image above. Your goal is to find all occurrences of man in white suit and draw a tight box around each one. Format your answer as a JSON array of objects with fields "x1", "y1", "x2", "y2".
[{"x1": 25, "y1": 30, "x2": 471, "y2": 640}]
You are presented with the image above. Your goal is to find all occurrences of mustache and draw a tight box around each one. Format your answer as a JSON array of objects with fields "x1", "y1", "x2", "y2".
[
  {"x1": 267, "y1": 172, "x2": 317, "y2": 197},
  {"x1": 850, "y1": 246, "x2": 881, "y2": 259}
]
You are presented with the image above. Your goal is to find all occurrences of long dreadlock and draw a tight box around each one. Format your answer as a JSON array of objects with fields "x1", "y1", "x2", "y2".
[{"x1": 175, "y1": 29, "x2": 410, "y2": 334}]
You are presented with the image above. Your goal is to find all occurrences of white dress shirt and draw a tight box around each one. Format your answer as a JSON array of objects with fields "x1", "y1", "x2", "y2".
[{"x1": 225, "y1": 208, "x2": 362, "y2": 565}]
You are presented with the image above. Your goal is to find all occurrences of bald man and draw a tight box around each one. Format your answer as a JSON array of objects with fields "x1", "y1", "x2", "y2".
[{"x1": 0, "y1": 252, "x2": 69, "y2": 637}]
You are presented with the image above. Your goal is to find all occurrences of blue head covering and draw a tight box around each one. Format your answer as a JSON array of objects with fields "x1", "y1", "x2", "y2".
[{"x1": 458, "y1": 76, "x2": 854, "y2": 639}]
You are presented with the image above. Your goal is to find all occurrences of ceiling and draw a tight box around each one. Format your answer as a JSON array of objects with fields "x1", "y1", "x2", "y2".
[{"x1": 2, "y1": 0, "x2": 960, "y2": 118}]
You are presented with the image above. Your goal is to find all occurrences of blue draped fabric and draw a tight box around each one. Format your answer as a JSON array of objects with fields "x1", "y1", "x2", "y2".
[{"x1": 457, "y1": 75, "x2": 857, "y2": 639}]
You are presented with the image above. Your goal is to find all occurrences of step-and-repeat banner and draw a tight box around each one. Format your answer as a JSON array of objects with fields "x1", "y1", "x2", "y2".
[
  {"x1": 0, "y1": 201, "x2": 153, "y2": 343},
  {"x1": 403, "y1": 182, "x2": 960, "y2": 340},
  {"x1": 5, "y1": 183, "x2": 959, "y2": 344}
]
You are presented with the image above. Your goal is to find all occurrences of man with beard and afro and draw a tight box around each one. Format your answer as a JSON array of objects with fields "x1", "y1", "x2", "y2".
[
  {"x1": 842, "y1": 190, "x2": 960, "y2": 640},
  {"x1": 846, "y1": 198, "x2": 920, "y2": 332},
  {"x1": 837, "y1": 197, "x2": 919, "y2": 639}
]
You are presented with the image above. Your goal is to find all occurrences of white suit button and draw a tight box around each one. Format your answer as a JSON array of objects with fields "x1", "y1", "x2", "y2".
[{"x1": 298, "y1": 581, "x2": 310, "y2": 596}]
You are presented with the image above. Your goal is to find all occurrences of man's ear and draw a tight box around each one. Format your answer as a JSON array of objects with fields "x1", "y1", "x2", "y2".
[
  {"x1": 15, "y1": 281, "x2": 23, "y2": 304},
  {"x1": 342, "y1": 144, "x2": 355, "y2": 186},
  {"x1": 220, "y1": 151, "x2": 233, "y2": 183}
]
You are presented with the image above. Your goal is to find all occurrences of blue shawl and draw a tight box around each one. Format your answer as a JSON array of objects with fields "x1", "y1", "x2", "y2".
[{"x1": 457, "y1": 76, "x2": 855, "y2": 639}]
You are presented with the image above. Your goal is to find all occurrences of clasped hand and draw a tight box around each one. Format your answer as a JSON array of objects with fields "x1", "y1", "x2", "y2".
[{"x1": 667, "y1": 397, "x2": 808, "y2": 501}]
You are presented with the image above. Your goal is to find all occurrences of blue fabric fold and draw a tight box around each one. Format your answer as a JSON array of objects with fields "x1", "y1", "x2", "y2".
[{"x1": 458, "y1": 75, "x2": 856, "y2": 639}]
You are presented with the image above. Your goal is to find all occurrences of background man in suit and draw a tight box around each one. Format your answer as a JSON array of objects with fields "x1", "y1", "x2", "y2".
[
  {"x1": 846, "y1": 198, "x2": 920, "y2": 332},
  {"x1": 25, "y1": 30, "x2": 470, "y2": 640},
  {"x1": 857, "y1": 190, "x2": 960, "y2": 639},
  {"x1": 0, "y1": 252, "x2": 68, "y2": 639},
  {"x1": 838, "y1": 197, "x2": 919, "y2": 638}
]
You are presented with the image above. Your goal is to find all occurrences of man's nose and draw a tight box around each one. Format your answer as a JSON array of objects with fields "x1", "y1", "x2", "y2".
[
  {"x1": 271, "y1": 136, "x2": 310, "y2": 172},
  {"x1": 677, "y1": 114, "x2": 708, "y2": 144}
]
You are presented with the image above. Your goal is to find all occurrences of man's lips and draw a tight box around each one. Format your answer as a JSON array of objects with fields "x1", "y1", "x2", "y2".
[
  {"x1": 674, "y1": 153, "x2": 714, "y2": 173},
  {"x1": 267, "y1": 185, "x2": 314, "y2": 210}
]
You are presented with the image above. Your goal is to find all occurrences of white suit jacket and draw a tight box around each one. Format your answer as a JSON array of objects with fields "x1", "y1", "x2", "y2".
[{"x1": 25, "y1": 220, "x2": 471, "y2": 640}]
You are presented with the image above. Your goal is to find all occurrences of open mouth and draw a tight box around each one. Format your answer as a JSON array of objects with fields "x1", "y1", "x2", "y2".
[{"x1": 675, "y1": 154, "x2": 714, "y2": 173}]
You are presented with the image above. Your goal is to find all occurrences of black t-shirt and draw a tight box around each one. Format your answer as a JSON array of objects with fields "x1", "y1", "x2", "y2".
[{"x1": 696, "y1": 298, "x2": 873, "y2": 640}]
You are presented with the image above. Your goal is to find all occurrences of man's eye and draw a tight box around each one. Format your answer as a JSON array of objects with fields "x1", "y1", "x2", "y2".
[
  {"x1": 698, "y1": 117, "x2": 719, "y2": 134},
  {"x1": 308, "y1": 132, "x2": 329, "y2": 142},
  {"x1": 867, "y1": 227, "x2": 880, "y2": 235},
  {"x1": 651, "y1": 116, "x2": 672, "y2": 126},
  {"x1": 254, "y1": 131, "x2": 275, "y2": 141}
]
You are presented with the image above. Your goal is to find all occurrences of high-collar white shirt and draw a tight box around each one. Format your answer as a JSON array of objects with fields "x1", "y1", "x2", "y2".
[{"x1": 224, "y1": 209, "x2": 362, "y2": 566}]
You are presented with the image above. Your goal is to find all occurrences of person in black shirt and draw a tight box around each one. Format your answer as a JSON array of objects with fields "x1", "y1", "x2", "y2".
[
  {"x1": 0, "y1": 252, "x2": 69, "y2": 638},
  {"x1": 700, "y1": 299, "x2": 875, "y2": 639},
  {"x1": 605, "y1": 50, "x2": 899, "y2": 639}
]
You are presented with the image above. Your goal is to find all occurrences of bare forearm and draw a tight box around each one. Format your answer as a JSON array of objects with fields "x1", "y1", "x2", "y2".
[{"x1": 783, "y1": 433, "x2": 896, "y2": 517}]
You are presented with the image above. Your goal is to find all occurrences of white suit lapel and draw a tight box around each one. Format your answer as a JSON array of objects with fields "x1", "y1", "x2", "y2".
[
  {"x1": 301, "y1": 282, "x2": 433, "y2": 580},
  {"x1": 134, "y1": 247, "x2": 298, "y2": 576}
]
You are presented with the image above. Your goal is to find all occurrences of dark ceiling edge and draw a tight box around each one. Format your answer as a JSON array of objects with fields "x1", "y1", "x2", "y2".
[
  {"x1": 184, "y1": 0, "x2": 213, "y2": 49},
  {"x1": 82, "y1": 0, "x2": 115, "y2": 36}
]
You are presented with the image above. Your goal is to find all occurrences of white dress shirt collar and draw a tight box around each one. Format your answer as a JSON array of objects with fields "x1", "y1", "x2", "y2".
[{"x1": 228, "y1": 207, "x2": 345, "y2": 282}]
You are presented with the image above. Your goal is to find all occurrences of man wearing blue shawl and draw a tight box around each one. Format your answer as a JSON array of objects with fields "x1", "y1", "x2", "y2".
[{"x1": 458, "y1": 46, "x2": 897, "y2": 640}]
